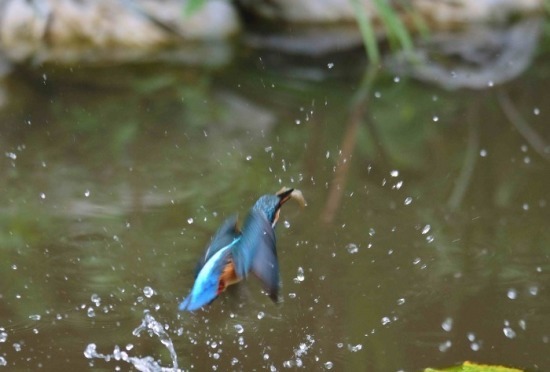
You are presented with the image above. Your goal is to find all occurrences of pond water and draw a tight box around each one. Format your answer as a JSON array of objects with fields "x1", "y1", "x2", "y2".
[{"x1": 1, "y1": 24, "x2": 549, "y2": 371}]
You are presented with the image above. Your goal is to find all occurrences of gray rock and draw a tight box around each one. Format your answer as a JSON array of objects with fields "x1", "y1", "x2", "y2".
[{"x1": 0, "y1": 0, "x2": 239, "y2": 63}]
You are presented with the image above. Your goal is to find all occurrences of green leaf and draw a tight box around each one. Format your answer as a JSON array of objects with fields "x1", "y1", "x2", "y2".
[
  {"x1": 425, "y1": 361, "x2": 523, "y2": 372},
  {"x1": 183, "y1": 0, "x2": 205, "y2": 18},
  {"x1": 350, "y1": 0, "x2": 380, "y2": 64},
  {"x1": 373, "y1": 0, "x2": 413, "y2": 51}
]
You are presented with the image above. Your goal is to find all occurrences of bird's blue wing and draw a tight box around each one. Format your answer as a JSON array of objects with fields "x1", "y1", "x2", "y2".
[
  {"x1": 233, "y1": 209, "x2": 280, "y2": 302},
  {"x1": 194, "y1": 215, "x2": 240, "y2": 278},
  {"x1": 179, "y1": 240, "x2": 237, "y2": 311}
]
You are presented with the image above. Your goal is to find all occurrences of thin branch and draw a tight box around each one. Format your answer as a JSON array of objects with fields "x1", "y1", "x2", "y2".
[
  {"x1": 497, "y1": 91, "x2": 550, "y2": 162},
  {"x1": 447, "y1": 110, "x2": 479, "y2": 211},
  {"x1": 321, "y1": 65, "x2": 378, "y2": 223}
]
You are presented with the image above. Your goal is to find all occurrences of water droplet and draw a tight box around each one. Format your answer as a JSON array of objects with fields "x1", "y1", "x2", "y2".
[
  {"x1": 368, "y1": 228, "x2": 375, "y2": 236},
  {"x1": 346, "y1": 243, "x2": 358, "y2": 254},
  {"x1": 325, "y1": 151, "x2": 330, "y2": 159},
  {"x1": 432, "y1": 116, "x2": 439, "y2": 122},
  {"x1": 421, "y1": 225, "x2": 431, "y2": 234},
  {"x1": 467, "y1": 332, "x2": 476, "y2": 342},
  {"x1": 327, "y1": 62, "x2": 334, "y2": 69},
  {"x1": 113, "y1": 345, "x2": 121, "y2": 360},
  {"x1": 143, "y1": 286, "x2": 155, "y2": 298},
  {"x1": 518, "y1": 319, "x2": 526, "y2": 330},
  {"x1": 295, "y1": 119, "x2": 301, "y2": 125},
  {"x1": 87, "y1": 307, "x2": 96, "y2": 318},
  {"x1": 29, "y1": 314, "x2": 41, "y2": 321},
  {"x1": 246, "y1": 155, "x2": 252, "y2": 161},
  {"x1": 324, "y1": 361, "x2": 334, "y2": 369},
  {"x1": 13, "y1": 343, "x2": 21, "y2": 352},
  {"x1": 438, "y1": 340, "x2": 452, "y2": 352},
  {"x1": 470, "y1": 342, "x2": 480, "y2": 351},
  {"x1": 348, "y1": 344, "x2": 362, "y2": 352},
  {"x1": 528, "y1": 285, "x2": 538, "y2": 296},
  {"x1": 390, "y1": 170, "x2": 399, "y2": 177},
  {"x1": 294, "y1": 267, "x2": 305, "y2": 283},
  {"x1": 503, "y1": 327, "x2": 516, "y2": 339},
  {"x1": 397, "y1": 298, "x2": 405, "y2": 305},
  {"x1": 84, "y1": 190, "x2": 91, "y2": 197},
  {"x1": 234, "y1": 324, "x2": 244, "y2": 334},
  {"x1": 374, "y1": 91, "x2": 381, "y2": 98},
  {"x1": 533, "y1": 107, "x2": 540, "y2": 115},
  {"x1": 426, "y1": 235, "x2": 435, "y2": 243},
  {"x1": 187, "y1": 218, "x2": 194, "y2": 224},
  {"x1": 91, "y1": 294, "x2": 101, "y2": 306},
  {"x1": 441, "y1": 317, "x2": 453, "y2": 332},
  {"x1": 394, "y1": 180, "x2": 403, "y2": 190},
  {"x1": 84, "y1": 343, "x2": 97, "y2": 358},
  {"x1": 381, "y1": 317, "x2": 391, "y2": 325},
  {"x1": 40, "y1": 193, "x2": 46, "y2": 199},
  {"x1": 257, "y1": 311, "x2": 265, "y2": 320},
  {"x1": 480, "y1": 149, "x2": 487, "y2": 157},
  {"x1": 393, "y1": 76, "x2": 400, "y2": 83},
  {"x1": 263, "y1": 353, "x2": 269, "y2": 360},
  {"x1": 264, "y1": 146, "x2": 272, "y2": 153},
  {"x1": 488, "y1": 80, "x2": 494, "y2": 87},
  {"x1": 0, "y1": 356, "x2": 6, "y2": 366},
  {"x1": 283, "y1": 220, "x2": 290, "y2": 228},
  {"x1": 5, "y1": 152, "x2": 16, "y2": 160},
  {"x1": 0, "y1": 330, "x2": 7, "y2": 343},
  {"x1": 404, "y1": 197, "x2": 413, "y2": 205},
  {"x1": 507, "y1": 288, "x2": 517, "y2": 300}
]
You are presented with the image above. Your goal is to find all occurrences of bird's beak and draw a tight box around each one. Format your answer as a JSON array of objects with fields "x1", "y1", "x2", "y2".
[
  {"x1": 271, "y1": 188, "x2": 307, "y2": 228},
  {"x1": 276, "y1": 187, "x2": 307, "y2": 208}
]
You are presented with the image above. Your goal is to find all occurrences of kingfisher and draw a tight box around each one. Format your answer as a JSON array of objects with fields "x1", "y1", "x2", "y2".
[{"x1": 178, "y1": 187, "x2": 306, "y2": 311}]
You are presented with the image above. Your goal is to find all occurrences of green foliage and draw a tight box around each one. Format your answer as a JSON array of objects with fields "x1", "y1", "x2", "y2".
[
  {"x1": 182, "y1": 0, "x2": 207, "y2": 17},
  {"x1": 351, "y1": 0, "x2": 381, "y2": 64},
  {"x1": 351, "y1": 0, "x2": 420, "y2": 64}
]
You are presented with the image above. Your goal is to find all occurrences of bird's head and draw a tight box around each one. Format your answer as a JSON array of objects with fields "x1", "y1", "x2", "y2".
[{"x1": 252, "y1": 187, "x2": 306, "y2": 227}]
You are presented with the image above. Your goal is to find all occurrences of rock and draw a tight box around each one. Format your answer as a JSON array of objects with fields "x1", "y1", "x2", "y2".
[
  {"x1": 0, "y1": 0, "x2": 239, "y2": 63},
  {"x1": 238, "y1": 0, "x2": 376, "y2": 23},
  {"x1": 385, "y1": 17, "x2": 543, "y2": 89},
  {"x1": 238, "y1": 0, "x2": 543, "y2": 24},
  {"x1": 414, "y1": 0, "x2": 543, "y2": 26}
]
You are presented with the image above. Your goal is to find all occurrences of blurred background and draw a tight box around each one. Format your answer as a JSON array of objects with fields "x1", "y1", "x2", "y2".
[{"x1": 0, "y1": 0, "x2": 549, "y2": 370}]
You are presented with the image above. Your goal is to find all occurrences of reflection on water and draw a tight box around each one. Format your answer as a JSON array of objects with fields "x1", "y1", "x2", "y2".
[{"x1": 1, "y1": 32, "x2": 549, "y2": 371}]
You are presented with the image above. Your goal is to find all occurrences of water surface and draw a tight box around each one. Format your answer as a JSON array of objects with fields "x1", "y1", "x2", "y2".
[{"x1": 0, "y1": 32, "x2": 549, "y2": 371}]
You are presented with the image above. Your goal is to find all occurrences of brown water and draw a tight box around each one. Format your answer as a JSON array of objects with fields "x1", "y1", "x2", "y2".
[{"x1": 0, "y1": 39, "x2": 549, "y2": 371}]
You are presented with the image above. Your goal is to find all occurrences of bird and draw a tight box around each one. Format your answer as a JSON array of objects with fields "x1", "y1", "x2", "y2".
[{"x1": 178, "y1": 187, "x2": 306, "y2": 311}]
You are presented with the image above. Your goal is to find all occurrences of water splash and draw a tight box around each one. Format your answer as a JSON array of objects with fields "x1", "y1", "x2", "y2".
[
  {"x1": 133, "y1": 310, "x2": 178, "y2": 369},
  {"x1": 84, "y1": 310, "x2": 179, "y2": 371},
  {"x1": 283, "y1": 334, "x2": 315, "y2": 368}
]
